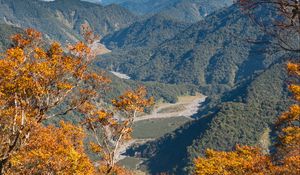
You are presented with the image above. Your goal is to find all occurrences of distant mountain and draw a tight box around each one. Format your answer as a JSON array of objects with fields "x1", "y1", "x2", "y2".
[
  {"x1": 157, "y1": 0, "x2": 233, "y2": 23},
  {"x1": 100, "y1": 0, "x2": 233, "y2": 23},
  {"x1": 117, "y1": 0, "x2": 177, "y2": 15},
  {"x1": 0, "y1": 0, "x2": 137, "y2": 42},
  {"x1": 97, "y1": 4, "x2": 283, "y2": 94},
  {"x1": 100, "y1": 0, "x2": 147, "y2": 5},
  {"x1": 102, "y1": 14, "x2": 191, "y2": 49}
]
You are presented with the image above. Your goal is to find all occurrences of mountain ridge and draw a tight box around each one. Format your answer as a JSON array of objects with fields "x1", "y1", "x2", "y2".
[
  {"x1": 100, "y1": 0, "x2": 233, "y2": 23},
  {"x1": 0, "y1": 0, "x2": 137, "y2": 43}
]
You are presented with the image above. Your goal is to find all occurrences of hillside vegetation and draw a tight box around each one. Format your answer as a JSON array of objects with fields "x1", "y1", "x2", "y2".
[
  {"x1": 0, "y1": 0, "x2": 137, "y2": 43},
  {"x1": 98, "y1": 5, "x2": 284, "y2": 95},
  {"x1": 102, "y1": 14, "x2": 190, "y2": 49},
  {"x1": 127, "y1": 60, "x2": 293, "y2": 174},
  {"x1": 119, "y1": 4, "x2": 295, "y2": 174}
]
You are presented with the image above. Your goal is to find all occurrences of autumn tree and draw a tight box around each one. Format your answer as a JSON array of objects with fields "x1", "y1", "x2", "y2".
[
  {"x1": 0, "y1": 27, "x2": 109, "y2": 174},
  {"x1": 273, "y1": 61, "x2": 300, "y2": 174},
  {"x1": 82, "y1": 86, "x2": 154, "y2": 174},
  {"x1": 7, "y1": 121, "x2": 95, "y2": 175},
  {"x1": 194, "y1": 145, "x2": 275, "y2": 175}
]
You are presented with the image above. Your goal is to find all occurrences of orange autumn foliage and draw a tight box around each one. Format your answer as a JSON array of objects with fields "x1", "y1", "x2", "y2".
[
  {"x1": 112, "y1": 86, "x2": 154, "y2": 112},
  {"x1": 83, "y1": 87, "x2": 154, "y2": 174},
  {"x1": 287, "y1": 62, "x2": 300, "y2": 76},
  {"x1": 274, "y1": 62, "x2": 300, "y2": 175},
  {"x1": 0, "y1": 27, "x2": 146, "y2": 175},
  {"x1": 194, "y1": 146, "x2": 275, "y2": 175},
  {"x1": 7, "y1": 122, "x2": 95, "y2": 175},
  {"x1": 0, "y1": 28, "x2": 109, "y2": 174}
]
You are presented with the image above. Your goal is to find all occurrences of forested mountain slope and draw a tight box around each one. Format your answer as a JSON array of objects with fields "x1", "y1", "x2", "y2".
[
  {"x1": 0, "y1": 0, "x2": 137, "y2": 42},
  {"x1": 102, "y1": 14, "x2": 191, "y2": 49},
  {"x1": 156, "y1": 0, "x2": 232, "y2": 23},
  {"x1": 127, "y1": 60, "x2": 293, "y2": 174},
  {"x1": 98, "y1": 4, "x2": 283, "y2": 95},
  {"x1": 116, "y1": 4, "x2": 295, "y2": 174}
]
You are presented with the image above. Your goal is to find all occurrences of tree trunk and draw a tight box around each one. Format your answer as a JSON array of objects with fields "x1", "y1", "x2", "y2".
[
  {"x1": 0, "y1": 158, "x2": 8, "y2": 175},
  {"x1": 106, "y1": 164, "x2": 113, "y2": 175}
]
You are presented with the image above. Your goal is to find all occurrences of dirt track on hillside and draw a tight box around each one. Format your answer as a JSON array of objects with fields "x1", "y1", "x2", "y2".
[{"x1": 134, "y1": 94, "x2": 206, "y2": 122}]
